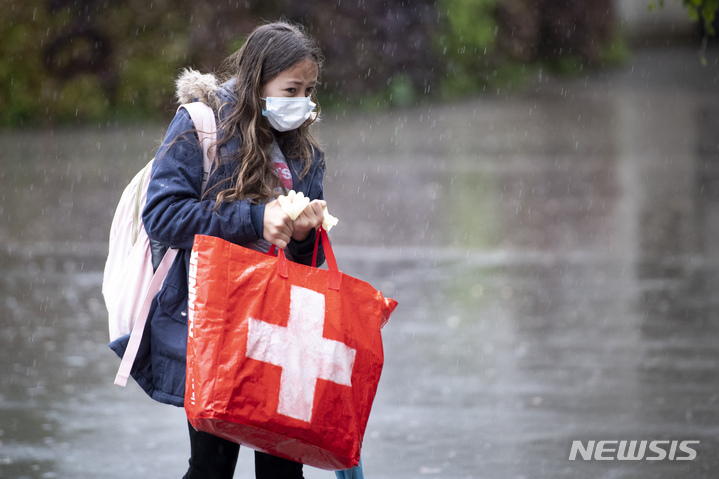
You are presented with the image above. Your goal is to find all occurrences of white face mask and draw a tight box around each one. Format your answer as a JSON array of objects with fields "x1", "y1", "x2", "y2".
[{"x1": 262, "y1": 96, "x2": 316, "y2": 132}]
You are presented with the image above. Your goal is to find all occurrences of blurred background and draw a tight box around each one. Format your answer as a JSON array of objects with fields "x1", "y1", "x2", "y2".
[
  {"x1": 0, "y1": 0, "x2": 715, "y2": 126},
  {"x1": 2, "y1": 1, "x2": 719, "y2": 479}
]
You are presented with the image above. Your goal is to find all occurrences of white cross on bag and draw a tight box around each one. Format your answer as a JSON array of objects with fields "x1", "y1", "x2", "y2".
[{"x1": 246, "y1": 285, "x2": 357, "y2": 423}]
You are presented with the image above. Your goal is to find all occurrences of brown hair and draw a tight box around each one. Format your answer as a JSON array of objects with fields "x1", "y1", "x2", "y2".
[{"x1": 211, "y1": 21, "x2": 324, "y2": 205}]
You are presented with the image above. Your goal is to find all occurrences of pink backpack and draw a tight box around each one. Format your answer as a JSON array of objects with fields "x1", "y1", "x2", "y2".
[{"x1": 103, "y1": 102, "x2": 217, "y2": 387}]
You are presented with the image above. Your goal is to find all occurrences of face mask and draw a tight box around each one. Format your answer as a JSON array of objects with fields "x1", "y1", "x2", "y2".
[{"x1": 262, "y1": 96, "x2": 316, "y2": 132}]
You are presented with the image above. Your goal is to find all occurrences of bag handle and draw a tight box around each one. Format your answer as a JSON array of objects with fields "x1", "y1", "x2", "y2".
[
  {"x1": 277, "y1": 226, "x2": 341, "y2": 290},
  {"x1": 311, "y1": 227, "x2": 321, "y2": 268}
]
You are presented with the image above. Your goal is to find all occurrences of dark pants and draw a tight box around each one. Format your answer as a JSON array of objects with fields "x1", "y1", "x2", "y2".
[{"x1": 183, "y1": 421, "x2": 304, "y2": 479}]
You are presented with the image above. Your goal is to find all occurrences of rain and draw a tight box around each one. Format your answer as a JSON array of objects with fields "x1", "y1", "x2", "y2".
[{"x1": 1, "y1": 1, "x2": 719, "y2": 478}]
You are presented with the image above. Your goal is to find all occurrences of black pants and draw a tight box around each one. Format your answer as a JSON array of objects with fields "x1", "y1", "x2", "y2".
[{"x1": 183, "y1": 421, "x2": 304, "y2": 479}]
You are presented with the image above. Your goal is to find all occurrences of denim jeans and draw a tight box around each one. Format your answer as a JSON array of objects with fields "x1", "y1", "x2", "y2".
[{"x1": 335, "y1": 458, "x2": 364, "y2": 479}]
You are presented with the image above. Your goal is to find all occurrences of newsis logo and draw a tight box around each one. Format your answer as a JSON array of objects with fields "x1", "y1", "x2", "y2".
[{"x1": 569, "y1": 440, "x2": 699, "y2": 461}]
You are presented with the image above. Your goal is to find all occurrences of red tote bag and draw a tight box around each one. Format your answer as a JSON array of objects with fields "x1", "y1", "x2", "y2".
[{"x1": 185, "y1": 228, "x2": 397, "y2": 470}]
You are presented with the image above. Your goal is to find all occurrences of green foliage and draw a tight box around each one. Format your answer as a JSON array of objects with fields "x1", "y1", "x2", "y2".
[
  {"x1": 0, "y1": 5, "x2": 52, "y2": 125},
  {"x1": 649, "y1": 0, "x2": 718, "y2": 64},
  {"x1": 649, "y1": 0, "x2": 717, "y2": 34},
  {"x1": 684, "y1": 0, "x2": 718, "y2": 34},
  {"x1": 600, "y1": 39, "x2": 632, "y2": 66},
  {"x1": 0, "y1": 0, "x2": 189, "y2": 126},
  {"x1": 0, "y1": 1, "x2": 667, "y2": 126},
  {"x1": 435, "y1": 0, "x2": 499, "y2": 97}
]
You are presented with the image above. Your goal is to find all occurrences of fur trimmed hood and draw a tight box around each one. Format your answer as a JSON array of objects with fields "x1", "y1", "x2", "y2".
[{"x1": 175, "y1": 68, "x2": 234, "y2": 111}]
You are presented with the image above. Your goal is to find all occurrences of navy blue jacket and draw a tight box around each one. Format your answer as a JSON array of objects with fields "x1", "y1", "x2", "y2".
[{"x1": 110, "y1": 92, "x2": 326, "y2": 406}]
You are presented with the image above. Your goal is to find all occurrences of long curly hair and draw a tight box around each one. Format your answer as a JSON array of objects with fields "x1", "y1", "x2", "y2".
[{"x1": 210, "y1": 21, "x2": 324, "y2": 205}]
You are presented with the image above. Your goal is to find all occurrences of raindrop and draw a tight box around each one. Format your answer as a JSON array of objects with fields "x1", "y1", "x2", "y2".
[{"x1": 446, "y1": 316, "x2": 460, "y2": 328}]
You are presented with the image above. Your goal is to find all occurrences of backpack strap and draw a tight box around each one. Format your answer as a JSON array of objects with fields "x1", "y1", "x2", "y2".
[
  {"x1": 149, "y1": 103, "x2": 217, "y2": 268},
  {"x1": 114, "y1": 247, "x2": 178, "y2": 386},
  {"x1": 180, "y1": 101, "x2": 217, "y2": 193},
  {"x1": 114, "y1": 102, "x2": 217, "y2": 387}
]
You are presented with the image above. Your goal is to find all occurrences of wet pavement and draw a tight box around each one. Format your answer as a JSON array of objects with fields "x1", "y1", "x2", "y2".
[{"x1": 1, "y1": 44, "x2": 719, "y2": 478}]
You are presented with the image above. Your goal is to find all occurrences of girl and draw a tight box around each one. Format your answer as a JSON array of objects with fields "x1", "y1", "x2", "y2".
[{"x1": 122, "y1": 21, "x2": 328, "y2": 478}]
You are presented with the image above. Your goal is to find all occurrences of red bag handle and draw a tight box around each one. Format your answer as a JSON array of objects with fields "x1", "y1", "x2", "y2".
[
  {"x1": 277, "y1": 227, "x2": 341, "y2": 290},
  {"x1": 311, "y1": 227, "x2": 321, "y2": 268}
]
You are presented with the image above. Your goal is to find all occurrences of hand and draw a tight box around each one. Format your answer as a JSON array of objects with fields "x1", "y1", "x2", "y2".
[
  {"x1": 292, "y1": 199, "x2": 325, "y2": 241},
  {"x1": 263, "y1": 199, "x2": 294, "y2": 249}
]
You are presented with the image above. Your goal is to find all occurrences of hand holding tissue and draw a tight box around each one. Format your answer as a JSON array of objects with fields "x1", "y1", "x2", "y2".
[{"x1": 278, "y1": 190, "x2": 339, "y2": 232}]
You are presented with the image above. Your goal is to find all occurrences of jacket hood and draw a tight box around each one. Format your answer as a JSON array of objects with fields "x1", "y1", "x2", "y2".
[{"x1": 175, "y1": 68, "x2": 236, "y2": 112}]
